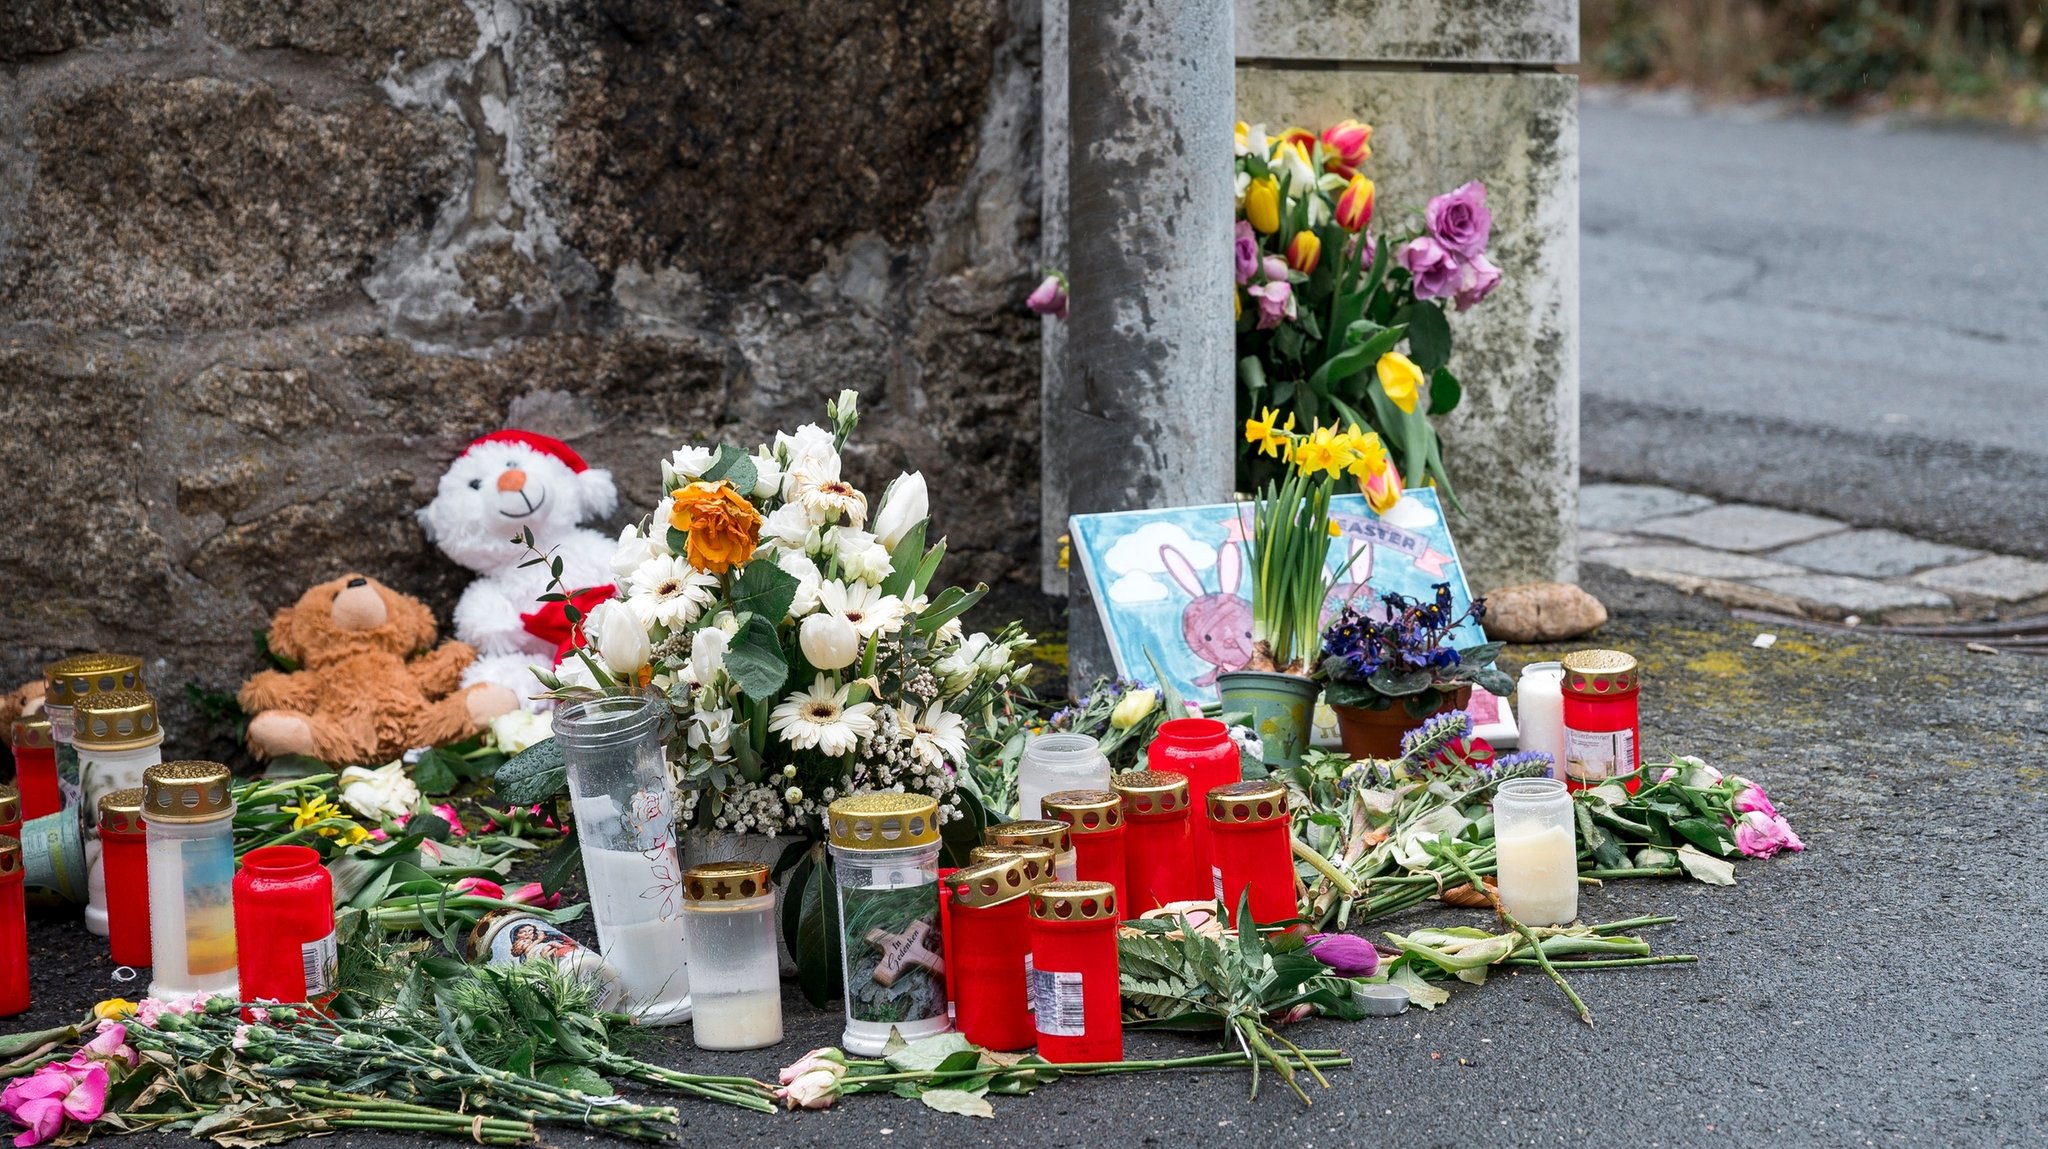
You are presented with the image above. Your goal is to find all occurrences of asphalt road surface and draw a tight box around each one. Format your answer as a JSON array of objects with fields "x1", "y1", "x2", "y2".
[{"x1": 1581, "y1": 94, "x2": 2048, "y2": 559}]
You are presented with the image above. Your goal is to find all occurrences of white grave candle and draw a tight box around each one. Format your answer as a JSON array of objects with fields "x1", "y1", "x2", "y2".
[
  {"x1": 1516, "y1": 662, "x2": 1566, "y2": 779},
  {"x1": 1492, "y1": 778, "x2": 1578, "y2": 926}
]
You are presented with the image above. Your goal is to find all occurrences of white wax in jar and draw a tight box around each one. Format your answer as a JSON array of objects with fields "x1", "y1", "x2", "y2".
[
  {"x1": 1516, "y1": 664, "x2": 1567, "y2": 779},
  {"x1": 581, "y1": 845, "x2": 690, "y2": 1024},
  {"x1": 1494, "y1": 823, "x2": 1578, "y2": 926},
  {"x1": 692, "y1": 989, "x2": 784, "y2": 1050}
]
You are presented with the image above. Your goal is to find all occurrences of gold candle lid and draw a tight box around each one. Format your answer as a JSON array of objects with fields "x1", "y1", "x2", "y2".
[
  {"x1": 142, "y1": 761, "x2": 234, "y2": 823},
  {"x1": 986, "y1": 819, "x2": 1072, "y2": 854},
  {"x1": 968, "y1": 844, "x2": 1057, "y2": 882},
  {"x1": 1113, "y1": 770, "x2": 1191, "y2": 816},
  {"x1": 1040, "y1": 789, "x2": 1123, "y2": 835},
  {"x1": 44, "y1": 654, "x2": 145, "y2": 708},
  {"x1": 683, "y1": 860, "x2": 773, "y2": 902},
  {"x1": 71, "y1": 690, "x2": 162, "y2": 751},
  {"x1": 8, "y1": 716, "x2": 51, "y2": 750},
  {"x1": 945, "y1": 855, "x2": 1047, "y2": 909},
  {"x1": 98, "y1": 788, "x2": 146, "y2": 835},
  {"x1": 0, "y1": 835, "x2": 18, "y2": 877},
  {"x1": 1561, "y1": 649, "x2": 1639, "y2": 694},
  {"x1": 0, "y1": 785, "x2": 16, "y2": 825},
  {"x1": 1029, "y1": 880, "x2": 1118, "y2": 922},
  {"x1": 827, "y1": 792, "x2": 940, "y2": 850},
  {"x1": 1206, "y1": 779, "x2": 1289, "y2": 824}
]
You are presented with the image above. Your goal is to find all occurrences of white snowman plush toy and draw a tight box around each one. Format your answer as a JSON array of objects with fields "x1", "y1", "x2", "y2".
[{"x1": 418, "y1": 430, "x2": 620, "y2": 708}]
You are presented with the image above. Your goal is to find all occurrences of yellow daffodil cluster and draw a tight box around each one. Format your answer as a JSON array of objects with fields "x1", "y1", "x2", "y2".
[
  {"x1": 284, "y1": 793, "x2": 371, "y2": 847},
  {"x1": 1244, "y1": 409, "x2": 1392, "y2": 483}
]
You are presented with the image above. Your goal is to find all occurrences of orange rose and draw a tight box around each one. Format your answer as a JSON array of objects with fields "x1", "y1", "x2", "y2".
[{"x1": 668, "y1": 481, "x2": 763, "y2": 574}]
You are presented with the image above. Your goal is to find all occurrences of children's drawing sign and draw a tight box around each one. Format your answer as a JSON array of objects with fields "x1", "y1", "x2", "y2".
[{"x1": 1069, "y1": 490, "x2": 1485, "y2": 707}]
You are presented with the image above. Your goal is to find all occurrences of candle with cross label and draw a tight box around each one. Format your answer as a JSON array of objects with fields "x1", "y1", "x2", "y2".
[{"x1": 828, "y1": 793, "x2": 951, "y2": 1055}]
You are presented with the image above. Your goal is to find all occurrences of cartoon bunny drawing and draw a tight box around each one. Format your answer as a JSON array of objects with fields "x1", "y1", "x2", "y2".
[
  {"x1": 1323, "y1": 537, "x2": 1376, "y2": 624},
  {"x1": 1160, "y1": 542, "x2": 1253, "y2": 689}
]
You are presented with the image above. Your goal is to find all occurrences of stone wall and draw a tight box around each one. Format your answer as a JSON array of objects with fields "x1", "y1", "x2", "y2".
[{"x1": 0, "y1": 0, "x2": 1046, "y2": 752}]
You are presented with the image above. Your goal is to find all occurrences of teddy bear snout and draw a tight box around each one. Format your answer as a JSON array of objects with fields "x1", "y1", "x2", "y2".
[
  {"x1": 331, "y1": 579, "x2": 390, "y2": 631},
  {"x1": 497, "y1": 469, "x2": 526, "y2": 493}
]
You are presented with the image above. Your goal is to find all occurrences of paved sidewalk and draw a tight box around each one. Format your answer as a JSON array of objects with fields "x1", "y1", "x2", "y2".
[{"x1": 1581, "y1": 483, "x2": 2048, "y2": 624}]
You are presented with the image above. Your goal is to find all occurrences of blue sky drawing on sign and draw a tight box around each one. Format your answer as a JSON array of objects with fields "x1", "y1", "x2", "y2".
[{"x1": 1070, "y1": 489, "x2": 1485, "y2": 706}]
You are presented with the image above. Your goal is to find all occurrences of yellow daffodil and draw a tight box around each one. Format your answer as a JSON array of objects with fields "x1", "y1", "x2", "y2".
[
  {"x1": 1243, "y1": 177, "x2": 1281, "y2": 234},
  {"x1": 94, "y1": 998, "x2": 137, "y2": 1021},
  {"x1": 1376, "y1": 351, "x2": 1425, "y2": 413},
  {"x1": 1345, "y1": 427, "x2": 1392, "y2": 482},
  {"x1": 1244, "y1": 408, "x2": 1294, "y2": 458},
  {"x1": 1235, "y1": 121, "x2": 1270, "y2": 158},
  {"x1": 1327, "y1": 519, "x2": 1343, "y2": 538},
  {"x1": 284, "y1": 793, "x2": 372, "y2": 847},
  {"x1": 1292, "y1": 425, "x2": 1352, "y2": 480}
]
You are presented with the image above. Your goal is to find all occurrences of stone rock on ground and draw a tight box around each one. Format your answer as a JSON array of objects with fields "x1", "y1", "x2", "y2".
[{"x1": 1482, "y1": 581, "x2": 1608, "y2": 642}]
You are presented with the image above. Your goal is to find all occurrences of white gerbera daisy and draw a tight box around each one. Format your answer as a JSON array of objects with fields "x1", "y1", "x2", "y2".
[
  {"x1": 898, "y1": 702, "x2": 967, "y2": 771},
  {"x1": 769, "y1": 676, "x2": 877, "y2": 757},
  {"x1": 816, "y1": 578, "x2": 906, "y2": 639},
  {"x1": 789, "y1": 452, "x2": 868, "y2": 528},
  {"x1": 760, "y1": 501, "x2": 822, "y2": 552},
  {"x1": 624, "y1": 554, "x2": 718, "y2": 628}
]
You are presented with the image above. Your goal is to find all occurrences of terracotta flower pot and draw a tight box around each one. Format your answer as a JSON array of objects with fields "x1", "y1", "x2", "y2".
[{"x1": 1331, "y1": 685, "x2": 1472, "y2": 761}]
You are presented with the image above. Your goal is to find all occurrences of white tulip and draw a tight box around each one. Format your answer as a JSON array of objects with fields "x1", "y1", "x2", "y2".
[
  {"x1": 871, "y1": 472, "x2": 928, "y2": 551},
  {"x1": 688, "y1": 626, "x2": 731, "y2": 686},
  {"x1": 336, "y1": 761, "x2": 420, "y2": 820},
  {"x1": 610, "y1": 523, "x2": 665, "y2": 581},
  {"x1": 489, "y1": 710, "x2": 553, "y2": 754},
  {"x1": 799, "y1": 612, "x2": 861, "y2": 670},
  {"x1": 585, "y1": 600, "x2": 650, "y2": 679},
  {"x1": 778, "y1": 550, "x2": 823, "y2": 615}
]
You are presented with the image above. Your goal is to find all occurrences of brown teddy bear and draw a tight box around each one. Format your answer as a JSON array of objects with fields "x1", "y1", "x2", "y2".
[{"x1": 239, "y1": 574, "x2": 519, "y2": 765}]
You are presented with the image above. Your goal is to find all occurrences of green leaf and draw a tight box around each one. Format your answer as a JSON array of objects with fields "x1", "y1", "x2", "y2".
[
  {"x1": 1308, "y1": 323, "x2": 1407, "y2": 398},
  {"x1": 538, "y1": 828, "x2": 581, "y2": 895},
  {"x1": 1388, "y1": 964, "x2": 1449, "y2": 1009},
  {"x1": 699, "y1": 444, "x2": 758, "y2": 497},
  {"x1": 723, "y1": 614, "x2": 790, "y2": 702},
  {"x1": 1672, "y1": 817, "x2": 1736, "y2": 856},
  {"x1": 536, "y1": 1062, "x2": 616, "y2": 1097},
  {"x1": 666, "y1": 525, "x2": 690, "y2": 556},
  {"x1": 730, "y1": 559, "x2": 799, "y2": 621},
  {"x1": 1428, "y1": 366, "x2": 1462, "y2": 415},
  {"x1": 879, "y1": 520, "x2": 929, "y2": 598},
  {"x1": 1239, "y1": 355, "x2": 1267, "y2": 397},
  {"x1": 410, "y1": 748, "x2": 460, "y2": 797},
  {"x1": 1676, "y1": 843, "x2": 1738, "y2": 885},
  {"x1": 915, "y1": 584, "x2": 987, "y2": 635},
  {"x1": 1367, "y1": 665, "x2": 1432, "y2": 697},
  {"x1": 1406, "y1": 299, "x2": 1452, "y2": 373},
  {"x1": 884, "y1": 1032, "x2": 981, "y2": 1074},
  {"x1": 493, "y1": 738, "x2": 566, "y2": 806},
  {"x1": 920, "y1": 1087, "x2": 994, "y2": 1118},
  {"x1": 794, "y1": 846, "x2": 842, "y2": 1008}
]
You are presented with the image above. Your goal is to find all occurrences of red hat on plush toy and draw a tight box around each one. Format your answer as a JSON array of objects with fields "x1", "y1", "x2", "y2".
[{"x1": 463, "y1": 429, "x2": 593, "y2": 474}]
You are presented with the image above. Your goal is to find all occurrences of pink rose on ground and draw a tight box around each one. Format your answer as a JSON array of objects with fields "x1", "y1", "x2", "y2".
[
  {"x1": 1452, "y1": 253, "x2": 1501, "y2": 310},
  {"x1": 777, "y1": 1069, "x2": 841, "y2": 1110},
  {"x1": 1, "y1": 1061, "x2": 108, "y2": 1147},
  {"x1": 1233, "y1": 221, "x2": 1260, "y2": 285},
  {"x1": 1396, "y1": 235, "x2": 1461, "y2": 301},
  {"x1": 777, "y1": 1048, "x2": 846, "y2": 1085},
  {"x1": 1424, "y1": 181, "x2": 1492, "y2": 258},
  {"x1": 1732, "y1": 780, "x2": 1780, "y2": 820},
  {"x1": 78, "y1": 1022, "x2": 137, "y2": 1070},
  {"x1": 1734, "y1": 810, "x2": 1805, "y2": 858},
  {"x1": 1025, "y1": 274, "x2": 1068, "y2": 320}
]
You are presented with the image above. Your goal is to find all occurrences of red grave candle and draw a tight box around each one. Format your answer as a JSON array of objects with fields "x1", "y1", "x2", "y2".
[
  {"x1": 0, "y1": 786, "x2": 19, "y2": 845},
  {"x1": 1560, "y1": 650, "x2": 1641, "y2": 794},
  {"x1": 1146, "y1": 719, "x2": 1239, "y2": 900},
  {"x1": 1026, "y1": 881, "x2": 1121, "y2": 1063},
  {"x1": 1112, "y1": 770, "x2": 1198, "y2": 912},
  {"x1": 7, "y1": 718, "x2": 59, "y2": 822},
  {"x1": 233, "y1": 845, "x2": 336, "y2": 1004},
  {"x1": 99, "y1": 789, "x2": 152, "y2": 968},
  {"x1": 0, "y1": 836, "x2": 26, "y2": 1017},
  {"x1": 942, "y1": 855, "x2": 1046, "y2": 1051},
  {"x1": 1207, "y1": 780, "x2": 1298, "y2": 926},
  {"x1": 1040, "y1": 790, "x2": 1126, "y2": 910}
]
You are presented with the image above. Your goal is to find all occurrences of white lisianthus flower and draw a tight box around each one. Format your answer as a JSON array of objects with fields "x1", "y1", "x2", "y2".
[
  {"x1": 554, "y1": 654, "x2": 599, "y2": 691},
  {"x1": 816, "y1": 579, "x2": 906, "y2": 639},
  {"x1": 798, "y1": 612, "x2": 861, "y2": 670},
  {"x1": 768, "y1": 676, "x2": 877, "y2": 757},
  {"x1": 624, "y1": 554, "x2": 718, "y2": 628},
  {"x1": 775, "y1": 424, "x2": 838, "y2": 476},
  {"x1": 830, "y1": 527, "x2": 892, "y2": 585},
  {"x1": 778, "y1": 550, "x2": 822, "y2": 616},
  {"x1": 337, "y1": 761, "x2": 420, "y2": 820},
  {"x1": 687, "y1": 625, "x2": 731, "y2": 687},
  {"x1": 610, "y1": 523, "x2": 665, "y2": 581},
  {"x1": 488, "y1": 710, "x2": 553, "y2": 754},
  {"x1": 688, "y1": 706, "x2": 735, "y2": 757},
  {"x1": 750, "y1": 449, "x2": 785, "y2": 501},
  {"x1": 761, "y1": 502, "x2": 822, "y2": 552},
  {"x1": 871, "y1": 472, "x2": 928, "y2": 552},
  {"x1": 666, "y1": 445, "x2": 717, "y2": 486},
  {"x1": 934, "y1": 615, "x2": 964, "y2": 645},
  {"x1": 937, "y1": 631, "x2": 996, "y2": 692},
  {"x1": 898, "y1": 702, "x2": 967, "y2": 771},
  {"x1": 713, "y1": 610, "x2": 742, "y2": 637},
  {"x1": 585, "y1": 599, "x2": 650, "y2": 680}
]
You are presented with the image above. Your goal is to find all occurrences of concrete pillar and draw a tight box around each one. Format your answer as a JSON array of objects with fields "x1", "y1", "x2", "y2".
[
  {"x1": 1058, "y1": 0, "x2": 1237, "y2": 688},
  {"x1": 1235, "y1": 0, "x2": 1582, "y2": 592}
]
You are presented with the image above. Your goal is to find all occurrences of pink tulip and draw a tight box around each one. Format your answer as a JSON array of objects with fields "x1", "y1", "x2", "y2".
[
  {"x1": 453, "y1": 877, "x2": 507, "y2": 900},
  {"x1": 507, "y1": 882, "x2": 562, "y2": 910},
  {"x1": 431, "y1": 803, "x2": 466, "y2": 837}
]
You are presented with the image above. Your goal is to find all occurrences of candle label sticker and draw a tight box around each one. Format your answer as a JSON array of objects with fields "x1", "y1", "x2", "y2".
[
  {"x1": 19, "y1": 811, "x2": 86, "y2": 903},
  {"x1": 1029, "y1": 967, "x2": 1086, "y2": 1037},
  {"x1": 841, "y1": 886, "x2": 945, "y2": 1025},
  {"x1": 1564, "y1": 727, "x2": 1635, "y2": 782},
  {"x1": 53, "y1": 742, "x2": 83, "y2": 813},
  {"x1": 1212, "y1": 866, "x2": 1225, "y2": 903},
  {"x1": 487, "y1": 915, "x2": 586, "y2": 965},
  {"x1": 181, "y1": 835, "x2": 240, "y2": 976},
  {"x1": 300, "y1": 931, "x2": 338, "y2": 997}
]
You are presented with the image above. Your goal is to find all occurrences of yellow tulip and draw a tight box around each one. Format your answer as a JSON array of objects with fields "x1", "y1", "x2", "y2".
[
  {"x1": 1376, "y1": 351, "x2": 1425, "y2": 413},
  {"x1": 1244, "y1": 177, "x2": 1281, "y2": 234},
  {"x1": 94, "y1": 998, "x2": 137, "y2": 1021},
  {"x1": 1335, "y1": 174, "x2": 1376, "y2": 233},
  {"x1": 1365, "y1": 457, "x2": 1404, "y2": 515},
  {"x1": 1286, "y1": 230, "x2": 1322, "y2": 275}
]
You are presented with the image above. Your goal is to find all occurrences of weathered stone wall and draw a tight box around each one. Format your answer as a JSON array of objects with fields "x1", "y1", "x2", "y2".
[{"x1": 0, "y1": 0, "x2": 1045, "y2": 751}]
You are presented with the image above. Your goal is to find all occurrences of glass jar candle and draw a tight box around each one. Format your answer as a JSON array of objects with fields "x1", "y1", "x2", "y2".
[
  {"x1": 827, "y1": 793, "x2": 949, "y2": 1055},
  {"x1": 1016, "y1": 733, "x2": 1110, "y2": 819},
  {"x1": 466, "y1": 910, "x2": 627, "y2": 1011},
  {"x1": 8, "y1": 717, "x2": 59, "y2": 821},
  {"x1": 986, "y1": 820, "x2": 1076, "y2": 881},
  {"x1": 44, "y1": 653, "x2": 145, "y2": 808},
  {"x1": 1561, "y1": 650, "x2": 1641, "y2": 794},
  {"x1": 554, "y1": 695, "x2": 689, "y2": 1025},
  {"x1": 1516, "y1": 662, "x2": 1566, "y2": 779},
  {"x1": 1112, "y1": 770, "x2": 1198, "y2": 913},
  {"x1": 1493, "y1": 778, "x2": 1578, "y2": 925},
  {"x1": 1027, "y1": 881, "x2": 1121, "y2": 1063},
  {"x1": 144, "y1": 761, "x2": 238, "y2": 999},
  {"x1": 234, "y1": 845, "x2": 336, "y2": 1004},
  {"x1": 1146, "y1": 718, "x2": 1240, "y2": 897},
  {"x1": 681, "y1": 862, "x2": 782, "y2": 1051},
  {"x1": 1040, "y1": 790, "x2": 1126, "y2": 910},
  {"x1": 98, "y1": 789, "x2": 151, "y2": 968},
  {"x1": 942, "y1": 855, "x2": 1044, "y2": 1051},
  {"x1": 0, "y1": 786, "x2": 18, "y2": 845},
  {"x1": 74, "y1": 690, "x2": 163, "y2": 938},
  {"x1": 0, "y1": 836, "x2": 25, "y2": 1017},
  {"x1": 1207, "y1": 780, "x2": 1297, "y2": 926}
]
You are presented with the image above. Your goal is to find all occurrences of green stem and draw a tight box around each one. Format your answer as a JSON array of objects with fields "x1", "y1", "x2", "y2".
[
  {"x1": 1580, "y1": 866, "x2": 1684, "y2": 880},
  {"x1": 1505, "y1": 955, "x2": 1698, "y2": 969},
  {"x1": 1431, "y1": 840, "x2": 1593, "y2": 1026},
  {"x1": 1293, "y1": 836, "x2": 1358, "y2": 896}
]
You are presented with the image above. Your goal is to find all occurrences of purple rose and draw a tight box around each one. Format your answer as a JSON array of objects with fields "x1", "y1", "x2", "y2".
[
  {"x1": 1452, "y1": 253, "x2": 1501, "y2": 310},
  {"x1": 1305, "y1": 933, "x2": 1380, "y2": 977},
  {"x1": 1425, "y1": 181, "x2": 1492, "y2": 258},
  {"x1": 1234, "y1": 221, "x2": 1260, "y2": 285},
  {"x1": 1396, "y1": 235, "x2": 1461, "y2": 301},
  {"x1": 1025, "y1": 273, "x2": 1068, "y2": 320}
]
